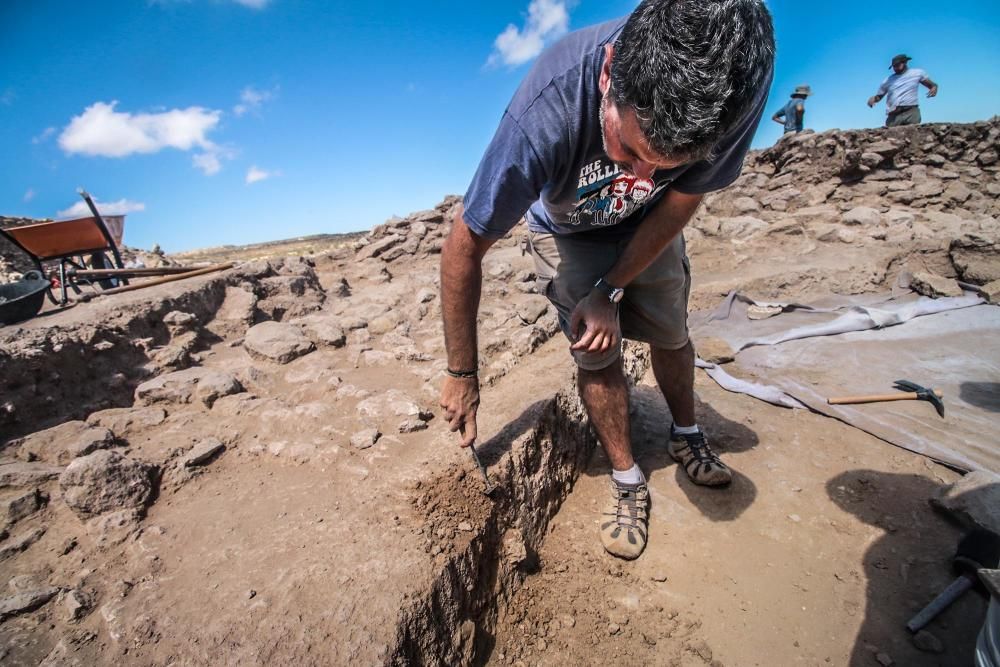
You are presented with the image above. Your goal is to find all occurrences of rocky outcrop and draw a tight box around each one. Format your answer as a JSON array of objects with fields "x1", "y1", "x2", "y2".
[{"x1": 349, "y1": 196, "x2": 460, "y2": 268}]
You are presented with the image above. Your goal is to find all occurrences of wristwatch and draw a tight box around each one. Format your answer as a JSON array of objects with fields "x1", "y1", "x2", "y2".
[{"x1": 593, "y1": 277, "x2": 624, "y2": 304}]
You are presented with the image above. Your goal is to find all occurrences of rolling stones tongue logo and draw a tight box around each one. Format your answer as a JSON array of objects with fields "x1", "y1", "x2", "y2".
[{"x1": 570, "y1": 172, "x2": 657, "y2": 227}]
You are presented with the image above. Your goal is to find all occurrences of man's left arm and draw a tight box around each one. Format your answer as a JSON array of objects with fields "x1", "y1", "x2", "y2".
[
  {"x1": 921, "y1": 76, "x2": 939, "y2": 98},
  {"x1": 569, "y1": 190, "x2": 702, "y2": 353}
]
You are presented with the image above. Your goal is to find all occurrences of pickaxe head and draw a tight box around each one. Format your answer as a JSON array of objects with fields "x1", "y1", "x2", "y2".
[{"x1": 894, "y1": 379, "x2": 945, "y2": 417}]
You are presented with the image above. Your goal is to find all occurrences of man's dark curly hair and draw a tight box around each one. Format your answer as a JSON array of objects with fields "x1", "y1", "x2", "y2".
[{"x1": 610, "y1": 0, "x2": 775, "y2": 162}]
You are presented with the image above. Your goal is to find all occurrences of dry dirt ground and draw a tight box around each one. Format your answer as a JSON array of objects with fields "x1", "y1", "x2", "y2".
[{"x1": 1, "y1": 120, "x2": 998, "y2": 666}]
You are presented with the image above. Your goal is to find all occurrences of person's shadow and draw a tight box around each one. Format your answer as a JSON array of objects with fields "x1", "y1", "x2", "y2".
[
  {"x1": 827, "y1": 470, "x2": 987, "y2": 665},
  {"x1": 585, "y1": 382, "x2": 760, "y2": 521},
  {"x1": 959, "y1": 382, "x2": 1000, "y2": 413}
]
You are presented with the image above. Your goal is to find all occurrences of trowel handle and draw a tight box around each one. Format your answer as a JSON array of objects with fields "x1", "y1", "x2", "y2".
[
  {"x1": 828, "y1": 390, "x2": 943, "y2": 405},
  {"x1": 906, "y1": 573, "x2": 975, "y2": 633}
]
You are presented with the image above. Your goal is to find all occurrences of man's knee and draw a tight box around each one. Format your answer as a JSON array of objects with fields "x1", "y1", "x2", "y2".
[{"x1": 572, "y1": 342, "x2": 622, "y2": 373}]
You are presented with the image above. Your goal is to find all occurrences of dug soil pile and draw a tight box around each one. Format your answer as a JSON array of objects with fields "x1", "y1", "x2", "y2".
[{"x1": 1, "y1": 119, "x2": 997, "y2": 665}]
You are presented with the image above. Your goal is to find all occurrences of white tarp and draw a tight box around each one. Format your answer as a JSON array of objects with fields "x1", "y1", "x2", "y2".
[{"x1": 690, "y1": 291, "x2": 999, "y2": 473}]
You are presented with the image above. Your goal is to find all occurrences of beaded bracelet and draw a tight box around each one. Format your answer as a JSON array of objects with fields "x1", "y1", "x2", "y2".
[{"x1": 445, "y1": 368, "x2": 478, "y2": 379}]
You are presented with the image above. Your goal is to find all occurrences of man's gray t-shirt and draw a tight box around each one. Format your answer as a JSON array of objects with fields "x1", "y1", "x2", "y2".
[
  {"x1": 877, "y1": 67, "x2": 930, "y2": 113},
  {"x1": 463, "y1": 17, "x2": 770, "y2": 240}
]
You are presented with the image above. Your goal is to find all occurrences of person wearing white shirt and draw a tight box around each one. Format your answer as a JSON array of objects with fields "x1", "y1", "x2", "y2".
[{"x1": 867, "y1": 53, "x2": 939, "y2": 127}]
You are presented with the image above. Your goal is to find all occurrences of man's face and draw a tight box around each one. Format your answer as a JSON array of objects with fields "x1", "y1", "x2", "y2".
[
  {"x1": 598, "y1": 45, "x2": 686, "y2": 179},
  {"x1": 892, "y1": 61, "x2": 908, "y2": 74}
]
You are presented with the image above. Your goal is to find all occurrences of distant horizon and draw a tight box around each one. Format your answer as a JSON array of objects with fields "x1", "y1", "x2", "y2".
[{"x1": 3, "y1": 0, "x2": 998, "y2": 252}]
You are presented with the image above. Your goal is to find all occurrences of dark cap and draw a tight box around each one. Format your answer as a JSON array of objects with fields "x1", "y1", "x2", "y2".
[{"x1": 890, "y1": 54, "x2": 912, "y2": 68}]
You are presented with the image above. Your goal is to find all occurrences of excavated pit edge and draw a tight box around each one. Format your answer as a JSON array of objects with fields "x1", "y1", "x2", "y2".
[{"x1": 389, "y1": 346, "x2": 650, "y2": 666}]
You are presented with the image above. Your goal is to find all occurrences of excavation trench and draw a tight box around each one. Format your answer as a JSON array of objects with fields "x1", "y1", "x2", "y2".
[{"x1": 388, "y1": 346, "x2": 650, "y2": 666}]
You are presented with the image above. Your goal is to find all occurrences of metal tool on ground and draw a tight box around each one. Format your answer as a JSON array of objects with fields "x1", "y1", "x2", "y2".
[
  {"x1": 69, "y1": 266, "x2": 198, "y2": 279},
  {"x1": 74, "y1": 263, "x2": 234, "y2": 302},
  {"x1": 467, "y1": 443, "x2": 498, "y2": 497},
  {"x1": 827, "y1": 379, "x2": 945, "y2": 417},
  {"x1": 907, "y1": 529, "x2": 1000, "y2": 633}
]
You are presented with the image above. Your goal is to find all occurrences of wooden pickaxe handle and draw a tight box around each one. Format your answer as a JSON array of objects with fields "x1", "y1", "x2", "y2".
[{"x1": 828, "y1": 389, "x2": 943, "y2": 405}]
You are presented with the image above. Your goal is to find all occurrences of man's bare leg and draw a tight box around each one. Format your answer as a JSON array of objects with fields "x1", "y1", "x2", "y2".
[
  {"x1": 650, "y1": 341, "x2": 695, "y2": 426},
  {"x1": 651, "y1": 340, "x2": 732, "y2": 486},
  {"x1": 577, "y1": 361, "x2": 633, "y2": 471},
  {"x1": 579, "y1": 360, "x2": 649, "y2": 560}
]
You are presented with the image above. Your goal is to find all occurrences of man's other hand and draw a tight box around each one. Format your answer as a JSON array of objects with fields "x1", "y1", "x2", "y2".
[
  {"x1": 440, "y1": 375, "x2": 480, "y2": 447},
  {"x1": 569, "y1": 291, "x2": 619, "y2": 353},
  {"x1": 866, "y1": 96, "x2": 878, "y2": 108}
]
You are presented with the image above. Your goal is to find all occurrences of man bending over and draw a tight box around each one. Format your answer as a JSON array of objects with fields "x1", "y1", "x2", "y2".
[{"x1": 440, "y1": 0, "x2": 774, "y2": 560}]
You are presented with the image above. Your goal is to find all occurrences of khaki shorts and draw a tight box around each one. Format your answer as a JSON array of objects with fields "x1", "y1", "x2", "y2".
[{"x1": 526, "y1": 229, "x2": 691, "y2": 371}]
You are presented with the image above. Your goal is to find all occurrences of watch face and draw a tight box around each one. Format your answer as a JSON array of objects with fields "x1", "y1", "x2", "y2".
[{"x1": 610, "y1": 288, "x2": 624, "y2": 303}]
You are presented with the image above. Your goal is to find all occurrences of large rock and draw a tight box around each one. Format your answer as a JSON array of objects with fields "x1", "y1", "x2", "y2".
[
  {"x1": 841, "y1": 206, "x2": 881, "y2": 226},
  {"x1": 931, "y1": 470, "x2": 1000, "y2": 536},
  {"x1": 718, "y1": 216, "x2": 767, "y2": 239},
  {"x1": 59, "y1": 450, "x2": 156, "y2": 520},
  {"x1": 908, "y1": 271, "x2": 963, "y2": 298},
  {"x1": 731, "y1": 196, "x2": 761, "y2": 214},
  {"x1": 0, "y1": 587, "x2": 61, "y2": 622},
  {"x1": 195, "y1": 371, "x2": 245, "y2": 407},
  {"x1": 243, "y1": 321, "x2": 315, "y2": 364},
  {"x1": 13, "y1": 421, "x2": 118, "y2": 465},
  {"x1": 0, "y1": 462, "x2": 64, "y2": 488},
  {"x1": 296, "y1": 314, "x2": 347, "y2": 348},
  {"x1": 135, "y1": 368, "x2": 243, "y2": 407},
  {"x1": 356, "y1": 390, "x2": 433, "y2": 423},
  {"x1": 697, "y1": 337, "x2": 736, "y2": 364},
  {"x1": 86, "y1": 406, "x2": 167, "y2": 435},
  {"x1": 206, "y1": 286, "x2": 257, "y2": 337},
  {"x1": 2, "y1": 488, "x2": 46, "y2": 527},
  {"x1": 981, "y1": 279, "x2": 1000, "y2": 304},
  {"x1": 0, "y1": 526, "x2": 45, "y2": 562},
  {"x1": 951, "y1": 236, "x2": 1000, "y2": 284}
]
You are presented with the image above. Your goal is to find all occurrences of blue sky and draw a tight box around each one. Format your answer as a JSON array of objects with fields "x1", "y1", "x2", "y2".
[{"x1": 2, "y1": 0, "x2": 998, "y2": 252}]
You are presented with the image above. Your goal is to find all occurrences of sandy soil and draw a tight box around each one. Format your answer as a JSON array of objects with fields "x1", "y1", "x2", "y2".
[{"x1": 487, "y1": 368, "x2": 979, "y2": 667}]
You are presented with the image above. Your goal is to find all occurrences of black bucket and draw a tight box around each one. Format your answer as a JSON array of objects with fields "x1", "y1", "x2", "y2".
[{"x1": 0, "y1": 273, "x2": 50, "y2": 325}]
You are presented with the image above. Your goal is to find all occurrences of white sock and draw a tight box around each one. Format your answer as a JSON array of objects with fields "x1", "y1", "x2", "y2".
[
  {"x1": 612, "y1": 464, "x2": 645, "y2": 486},
  {"x1": 673, "y1": 423, "x2": 700, "y2": 435}
]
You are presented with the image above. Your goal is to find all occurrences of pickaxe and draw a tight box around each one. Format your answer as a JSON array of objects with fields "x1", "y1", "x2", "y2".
[{"x1": 827, "y1": 379, "x2": 945, "y2": 417}]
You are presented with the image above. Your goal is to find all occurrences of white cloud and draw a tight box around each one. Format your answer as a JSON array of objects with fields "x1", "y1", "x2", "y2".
[
  {"x1": 58, "y1": 101, "x2": 221, "y2": 158},
  {"x1": 32, "y1": 127, "x2": 56, "y2": 144},
  {"x1": 488, "y1": 0, "x2": 570, "y2": 68},
  {"x1": 193, "y1": 152, "x2": 222, "y2": 175},
  {"x1": 57, "y1": 198, "x2": 146, "y2": 219},
  {"x1": 245, "y1": 165, "x2": 277, "y2": 184},
  {"x1": 233, "y1": 85, "x2": 277, "y2": 116},
  {"x1": 23, "y1": 189, "x2": 36, "y2": 203}
]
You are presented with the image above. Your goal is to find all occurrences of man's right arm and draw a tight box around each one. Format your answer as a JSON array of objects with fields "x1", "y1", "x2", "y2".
[
  {"x1": 868, "y1": 80, "x2": 889, "y2": 108},
  {"x1": 439, "y1": 204, "x2": 498, "y2": 447}
]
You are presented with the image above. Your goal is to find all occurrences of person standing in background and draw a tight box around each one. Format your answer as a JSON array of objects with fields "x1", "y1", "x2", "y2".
[
  {"x1": 772, "y1": 84, "x2": 811, "y2": 135},
  {"x1": 867, "y1": 54, "x2": 938, "y2": 127}
]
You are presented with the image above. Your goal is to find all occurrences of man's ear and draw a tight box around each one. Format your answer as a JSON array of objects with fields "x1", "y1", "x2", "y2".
[{"x1": 599, "y1": 43, "x2": 614, "y2": 95}]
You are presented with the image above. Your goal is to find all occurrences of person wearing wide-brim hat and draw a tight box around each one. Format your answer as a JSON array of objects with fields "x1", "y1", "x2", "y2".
[
  {"x1": 771, "y1": 84, "x2": 811, "y2": 135},
  {"x1": 867, "y1": 54, "x2": 938, "y2": 127}
]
